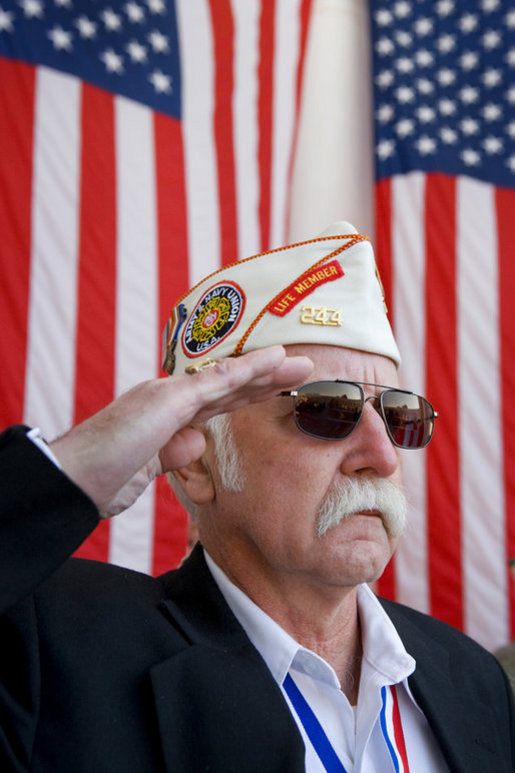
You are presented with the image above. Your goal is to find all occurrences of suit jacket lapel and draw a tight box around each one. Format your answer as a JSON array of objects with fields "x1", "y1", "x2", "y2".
[
  {"x1": 149, "y1": 551, "x2": 507, "y2": 772},
  {"x1": 382, "y1": 599, "x2": 504, "y2": 773},
  {"x1": 150, "y1": 546, "x2": 305, "y2": 772}
]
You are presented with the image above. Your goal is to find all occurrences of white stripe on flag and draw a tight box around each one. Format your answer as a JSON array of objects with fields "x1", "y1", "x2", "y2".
[
  {"x1": 177, "y1": 0, "x2": 221, "y2": 282},
  {"x1": 269, "y1": 0, "x2": 301, "y2": 249},
  {"x1": 24, "y1": 67, "x2": 80, "y2": 439},
  {"x1": 109, "y1": 97, "x2": 158, "y2": 574},
  {"x1": 232, "y1": 0, "x2": 261, "y2": 258},
  {"x1": 392, "y1": 172, "x2": 430, "y2": 614},
  {"x1": 457, "y1": 177, "x2": 507, "y2": 650}
]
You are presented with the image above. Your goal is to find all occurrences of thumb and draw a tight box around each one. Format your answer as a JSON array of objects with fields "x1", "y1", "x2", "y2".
[{"x1": 159, "y1": 426, "x2": 207, "y2": 472}]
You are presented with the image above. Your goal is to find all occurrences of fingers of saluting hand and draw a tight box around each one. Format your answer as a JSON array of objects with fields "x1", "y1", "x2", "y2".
[
  {"x1": 157, "y1": 346, "x2": 313, "y2": 472},
  {"x1": 108, "y1": 345, "x2": 312, "y2": 449},
  {"x1": 172, "y1": 345, "x2": 313, "y2": 425},
  {"x1": 49, "y1": 347, "x2": 312, "y2": 513}
]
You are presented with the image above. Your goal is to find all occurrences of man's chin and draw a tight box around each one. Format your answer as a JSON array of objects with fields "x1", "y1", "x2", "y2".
[{"x1": 315, "y1": 540, "x2": 394, "y2": 587}]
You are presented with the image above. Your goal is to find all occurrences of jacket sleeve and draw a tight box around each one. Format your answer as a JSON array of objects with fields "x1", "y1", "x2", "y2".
[{"x1": 0, "y1": 425, "x2": 100, "y2": 614}]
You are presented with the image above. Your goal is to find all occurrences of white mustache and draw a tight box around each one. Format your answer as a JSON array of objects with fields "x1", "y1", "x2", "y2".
[{"x1": 316, "y1": 478, "x2": 407, "y2": 538}]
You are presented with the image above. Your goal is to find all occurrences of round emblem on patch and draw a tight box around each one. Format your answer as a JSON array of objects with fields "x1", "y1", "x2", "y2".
[{"x1": 182, "y1": 281, "x2": 246, "y2": 357}]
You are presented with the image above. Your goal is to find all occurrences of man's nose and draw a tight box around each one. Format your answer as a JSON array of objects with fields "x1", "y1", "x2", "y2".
[{"x1": 338, "y1": 400, "x2": 400, "y2": 479}]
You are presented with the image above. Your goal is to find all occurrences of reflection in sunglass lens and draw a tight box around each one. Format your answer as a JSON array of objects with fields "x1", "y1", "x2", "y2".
[
  {"x1": 381, "y1": 391, "x2": 434, "y2": 449},
  {"x1": 294, "y1": 382, "x2": 362, "y2": 439},
  {"x1": 292, "y1": 382, "x2": 435, "y2": 449}
]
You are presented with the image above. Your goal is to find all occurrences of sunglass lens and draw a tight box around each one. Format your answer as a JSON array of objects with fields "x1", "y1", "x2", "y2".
[
  {"x1": 382, "y1": 391, "x2": 434, "y2": 449},
  {"x1": 294, "y1": 382, "x2": 363, "y2": 439}
]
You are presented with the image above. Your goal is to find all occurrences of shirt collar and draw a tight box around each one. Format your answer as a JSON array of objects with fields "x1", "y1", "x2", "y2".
[
  {"x1": 357, "y1": 583, "x2": 416, "y2": 684},
  {"x1": 204, "y1": 550, "x2": 415, "y2": 690}
]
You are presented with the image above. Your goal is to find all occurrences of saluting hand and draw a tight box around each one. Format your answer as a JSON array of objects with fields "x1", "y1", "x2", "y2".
[{"x1": 50, "y1": 346, "x2": 313, "y2": 517}]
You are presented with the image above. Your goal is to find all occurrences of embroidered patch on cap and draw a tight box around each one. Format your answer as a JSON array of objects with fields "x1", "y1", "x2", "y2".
[
  {"x1": 267, "y1": 259, "x2": 344, "y2": 317},
  {"x1": 182, "y1": 281, "x2": 245, "y2": 357}
]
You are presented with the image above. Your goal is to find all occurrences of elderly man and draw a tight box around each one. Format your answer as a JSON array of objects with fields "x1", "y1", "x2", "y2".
[{"x1": 0, "y1": 223, "x2": 513, "y2": 772}]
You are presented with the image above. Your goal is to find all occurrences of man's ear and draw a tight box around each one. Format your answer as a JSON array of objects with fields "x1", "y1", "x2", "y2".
[{"x1": 172, "y1": 457, "x2": 215, "y2": 505}]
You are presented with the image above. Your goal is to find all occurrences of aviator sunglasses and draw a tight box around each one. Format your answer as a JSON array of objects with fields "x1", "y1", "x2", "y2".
[{"x1": 280, "y1": 380, "x2": 438, "y2": 449}]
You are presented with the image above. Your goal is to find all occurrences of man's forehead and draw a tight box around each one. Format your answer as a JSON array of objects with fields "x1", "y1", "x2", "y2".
[{"x1": 282, "y1": 343, "x2": 399, "y2": 384}]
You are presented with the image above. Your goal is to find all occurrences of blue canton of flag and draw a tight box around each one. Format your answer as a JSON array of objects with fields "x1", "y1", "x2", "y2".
[
  {"x1": 0, "y1": 0, "x2": 181, "y2": 117},
  {"x1": 370, "y1": 0, "x2": 515, "y2": 188}
]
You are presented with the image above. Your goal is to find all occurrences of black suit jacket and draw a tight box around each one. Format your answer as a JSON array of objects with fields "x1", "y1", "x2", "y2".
[{"x1": 0, "y1": 426, "x2": 514, "y2": 772}]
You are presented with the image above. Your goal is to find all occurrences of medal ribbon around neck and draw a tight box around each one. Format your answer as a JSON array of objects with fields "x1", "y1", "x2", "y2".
[{"x1": 283, "y1": 675, "x2": 410, "y2": 772}]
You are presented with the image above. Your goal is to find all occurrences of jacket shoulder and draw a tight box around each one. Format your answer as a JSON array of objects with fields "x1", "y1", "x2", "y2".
[
  {"x1": 379, "y1": 595, "x2": 512, "y2": 697},
  {"x1": 35, "y1": 556, "x2": 167, "y2": 611},
  {"x1": 380, "y1": 596, "x2": 495, "y2": 656}
]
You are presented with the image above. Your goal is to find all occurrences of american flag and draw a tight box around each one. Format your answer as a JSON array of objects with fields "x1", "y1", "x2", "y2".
[
  {"x1": 1, "y1": 0, "x2": 513, "y2": 655},
  {"x1": 370, "y1": 0, "x2": 515, "y2": 651},
  {"x1": 0, "y1": 0, "x2": 313, "y2": 572}
]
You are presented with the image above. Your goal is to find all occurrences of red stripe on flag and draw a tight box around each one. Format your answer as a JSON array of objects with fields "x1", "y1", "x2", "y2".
[
  {"x1": 424, "y1": 173, "x2": 462, "y2": 629},
  {"x1": 295, "y1": 0, "x2": 314, "y2": 120},
  {"x1": 74, "y1": 84, "x2": 117, "y2": 423},
  {"x1": 257, "y1": 0, "x2": 275, "y2": 252},
  {"x1": 374, "y1": 178, "x2": 396, "y2": 600},
  {"x1": 496, "y1": 186, "x2": 515, "y2": 639},
  {"x1": 0, "y1": 59, "x2": 36, "y2": 427},
  {"x1": 208, "y1": 0, "x2": 239, "y2": 267},
  {"x1": 152, "y1": 113, "x2": 190, "y2": 575},
  {"x1": 73, "y1": 84, "x2": 117, "y2": 562},
  {"x1": 391, "y1": 685, "x2": 410, "y2": 771}
]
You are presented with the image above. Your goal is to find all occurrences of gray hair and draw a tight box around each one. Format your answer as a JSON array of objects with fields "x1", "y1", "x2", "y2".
[
  {"x1": 168, "y1": 413, "x2": 245, "y2": 517},
  {"x1": 316, "y1": 477, "x2": 407, "y2": 538}
]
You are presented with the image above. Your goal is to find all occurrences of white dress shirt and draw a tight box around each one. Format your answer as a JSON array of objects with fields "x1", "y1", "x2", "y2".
[
  {"x1": 27, "y1": 427, "x2": 62, "y2": 467},
  {"x1": 205, "y1": 550, "x2": 449, "y2": 772}
]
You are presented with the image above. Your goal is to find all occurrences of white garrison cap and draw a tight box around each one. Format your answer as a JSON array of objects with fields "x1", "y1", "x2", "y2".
[{"x1": 162, "y1": 221, "x2": 401, "y2": 374}]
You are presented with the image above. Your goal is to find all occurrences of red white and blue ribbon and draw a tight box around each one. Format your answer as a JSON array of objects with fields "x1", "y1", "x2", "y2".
[
  {"x1": 379, "y1": 685, "x2": 410, "y2": 773},
  {"x1": 283, "y1": 674, "x2": 411, "y2": 772},
  {"x1": 283, "y1": 673, "x2": 347, "y2": 772}
]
